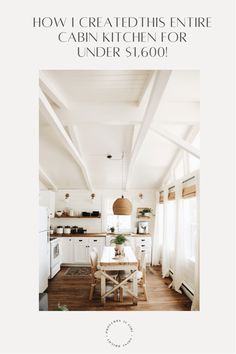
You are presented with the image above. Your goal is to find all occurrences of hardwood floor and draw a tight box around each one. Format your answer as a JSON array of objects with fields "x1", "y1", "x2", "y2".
[{"x1": 47, "y1": 266, "x2": 192, "y2": 311}]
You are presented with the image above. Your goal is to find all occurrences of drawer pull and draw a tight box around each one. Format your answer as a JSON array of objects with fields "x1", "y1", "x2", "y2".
[{"x1": 93, "y1": 240, "x2": 98, "y2": 242}]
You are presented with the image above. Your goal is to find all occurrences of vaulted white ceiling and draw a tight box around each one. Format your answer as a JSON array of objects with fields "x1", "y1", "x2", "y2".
[{"x1": 39, "y1": 70, "x2": 200, "y2": 191}]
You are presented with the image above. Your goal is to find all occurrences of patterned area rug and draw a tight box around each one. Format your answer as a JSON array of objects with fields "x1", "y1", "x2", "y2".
[{"x1": 64, "y1": 267, "x2": 91, "y2": 276}]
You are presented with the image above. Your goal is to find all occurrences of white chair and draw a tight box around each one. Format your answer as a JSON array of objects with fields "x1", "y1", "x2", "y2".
[
  {"x1": 118, "y1": 249, "x2": 148, "y2": 301},
  {"x1": 137, "y1": 251, "x2": 148, "y2": 301},
  {"x1": 92, "y1": 247, "x2": 100, "y2": 268},
  {"x1": 89, "y1": 250, "x2": 118, "y2": 301}
]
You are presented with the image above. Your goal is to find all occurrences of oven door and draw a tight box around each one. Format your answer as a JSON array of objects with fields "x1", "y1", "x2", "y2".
[{"x1": 50, "y1": 239, "x2": 61, "y2": 278}]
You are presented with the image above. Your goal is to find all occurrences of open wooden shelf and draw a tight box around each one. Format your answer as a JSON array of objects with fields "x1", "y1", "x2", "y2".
[{"x1": 54, "y1": 215, "x2": 101, "y2": 219}]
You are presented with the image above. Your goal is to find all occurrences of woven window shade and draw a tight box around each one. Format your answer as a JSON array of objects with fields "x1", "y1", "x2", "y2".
[
  {"x1": 168, "y1": 191, "x2": 175, "y2": 200},
  {"x1": 182, "y1": 185, "x2": 196, "y2": 198},
  {"x1": 159, "y1": 184, "x2": 196, "y2": 202},
  {"x1": 159, "y1": 192, "x2": 164, "y2": 204}
]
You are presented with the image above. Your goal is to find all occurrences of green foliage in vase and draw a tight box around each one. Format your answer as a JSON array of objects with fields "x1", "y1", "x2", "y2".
[{"x1": 110, "y1": 234, "x2": 127, "y2": 245}]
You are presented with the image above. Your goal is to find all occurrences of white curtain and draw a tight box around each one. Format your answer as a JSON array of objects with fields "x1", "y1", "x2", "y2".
[
  {"x1": 161, "y1": 189, "x2": 170, "y2": 277},
  {"x1": 169, "y1": 182, "x2": 184, "y2": 293},
  {"x1": 152, "y1": 191, "x2": 161, "y2": 266},
  {"x1": 191, "y1": 172, "x2": 200, "y2": 310}
]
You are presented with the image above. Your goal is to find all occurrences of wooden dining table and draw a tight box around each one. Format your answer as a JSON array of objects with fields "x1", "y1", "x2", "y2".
[{"x1": 99, "y1": 246, "x2": 139, "y2": 305}]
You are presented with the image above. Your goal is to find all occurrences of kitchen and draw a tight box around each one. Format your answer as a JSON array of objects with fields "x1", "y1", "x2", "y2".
[{"x1": 39, "y1": 69, "x2": 200, "y2": 311}]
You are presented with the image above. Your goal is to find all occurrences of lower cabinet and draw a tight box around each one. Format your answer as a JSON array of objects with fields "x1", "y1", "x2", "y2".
[
  {"x1": 74, "y1": 238, "x2": 89, "y2": 264},
  {"x1": 60, "y1": 237, "x2": 105, "y2": 265},
  {"x1": 135, "y1": 237, "x2": 152, "y2": 264},
  {"x1": 89, "y1": 238, "x2": 105, "y2": 260},
  {"x1": 60, "y1": 236, "x2": 151, "y2": 265},
  {"x1": 60, "y1": 237, "x2": 74, "y2": 263}
]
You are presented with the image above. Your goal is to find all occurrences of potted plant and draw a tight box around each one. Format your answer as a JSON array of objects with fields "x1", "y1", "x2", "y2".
[
  {"x1": 140, "y1": 208, "x2": 153, "y2": 217},
  {"x1": 110, "y1": 234, "x2": 127, "y2": 255},
  {"x1": 56, "y1": 303, "x2": 69, "y2": 311}
]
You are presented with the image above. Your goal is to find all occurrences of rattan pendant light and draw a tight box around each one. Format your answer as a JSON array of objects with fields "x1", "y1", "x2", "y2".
[
  {"x1": 112, "y1": 153, "x2": 132, "y2": 215},
  {"x1": 113, "y1": 195, "x2": 132, "y2": 215}
]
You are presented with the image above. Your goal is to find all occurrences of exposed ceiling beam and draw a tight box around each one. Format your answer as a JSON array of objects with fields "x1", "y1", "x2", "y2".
[
  {"x1": 98, "y1": 120, "x2": 141, "y2": 126},
  {"x1": 152, "y1": 126, "x2": 200, "y2": 159},
  {"x1": 68, "y1": 125, "x2": 83, "y2": 156},
  {"x1": 125, "y1": 70, "x2": 172, "y2": 189},
  {"x1": 39, "y1": 71, "x2": 68, "y2": 109},
  {"x1": 160, "y1": 126, "x2": 199, "y2": 187},
  {"x1": 131, "y1": 124, "x2": 141, "y2": 151},
  {"x1": 137, "y1": 71, "x2": 156, "y2": 106},
  {"x1": 39, "y1": 88, "x2": 93, "y2": 192},
  {"x1": 39, "y1": 166, "x2": 58, "y2": 191}
]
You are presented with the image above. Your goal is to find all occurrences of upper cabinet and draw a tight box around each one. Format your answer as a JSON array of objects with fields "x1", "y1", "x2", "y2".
[{"x1": 39, "y1": 191, "x2": 55, "y2": 218}]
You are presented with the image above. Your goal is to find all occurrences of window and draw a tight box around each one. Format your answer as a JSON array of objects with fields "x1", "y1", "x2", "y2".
[
  {"x1": 158, "y1": 203, "x2": 164, "y2": 258},
  {"x1": 189, "y1": 132, "x2": 200, "y2": 172},
  {"x1": 158, "y1": 204, "x2": 164, "y2": 249},
  {"x1": 105, "y1": 199, "x2": 131, "y2": 233},
  {"x1": 174, "y1": 159, "x2": 184, "y2": 179},
  {"x1": 189, "y1": 155, "x2": 200, "y2": 172},
  {"x1": 166, "y1": 200, "x2": 176, "y2": 252},
  {"x1": 183, "y1": 197, "x2": 197, "y2": 261}
]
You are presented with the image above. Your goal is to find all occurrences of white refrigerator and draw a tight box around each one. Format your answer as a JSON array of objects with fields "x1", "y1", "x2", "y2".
[{"x1": 39, "y1": 206, "x2": 50, "y2": 293}]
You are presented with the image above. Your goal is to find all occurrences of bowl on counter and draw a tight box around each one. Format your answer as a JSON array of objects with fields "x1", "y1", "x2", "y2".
[{"x1": 56, "y1": 210, "x2": 63, "y2": 217}]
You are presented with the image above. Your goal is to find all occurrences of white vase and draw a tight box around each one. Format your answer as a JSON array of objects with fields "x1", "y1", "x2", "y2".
[
  {"x1": 69, "y1": 209, "x2": 74, "y2": 216},
  {"x1": 115, "y1": 244, "x2": 124, "y2": 255}
]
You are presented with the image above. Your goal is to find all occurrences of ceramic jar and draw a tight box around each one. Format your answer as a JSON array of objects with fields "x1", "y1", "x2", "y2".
[{"x1": 56, "y1": 226, "x2": 63, "y2": 234}]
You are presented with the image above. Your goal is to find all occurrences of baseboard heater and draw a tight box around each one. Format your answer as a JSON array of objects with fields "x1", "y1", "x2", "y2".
[{"x1": 169, "y1": 269, "x2": 194, "y2": 301}]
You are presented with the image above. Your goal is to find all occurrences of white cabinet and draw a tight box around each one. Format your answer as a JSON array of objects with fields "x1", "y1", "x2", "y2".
[
  {"x1": 135, "y1": 236, "x2": 152, "y2": 264},
  {"x1": 60, "y1": 237, "x2": 74, "y2": 263},
  {"x1": 74, "y1": 238, "x2": 89, "y2": 264},
  {"x1": 60, "y1": 237, "x2": 106, "y2": 264},
  {"x1": 89, "y1": 237, "x2": 105, "y2": 261},
  {"x1": 39, "y1": 191, "x2": 55, "y2": 218}
]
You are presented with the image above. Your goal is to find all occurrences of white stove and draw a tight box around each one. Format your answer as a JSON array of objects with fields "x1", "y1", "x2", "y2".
[{"x1": 50, "y1": 238, "x2": 61, "y2": 278}]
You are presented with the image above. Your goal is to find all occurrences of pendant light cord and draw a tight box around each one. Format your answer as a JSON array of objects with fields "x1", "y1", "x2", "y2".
[{"x1": 122, "y1": 152, "x2": 124, "y2": 197}]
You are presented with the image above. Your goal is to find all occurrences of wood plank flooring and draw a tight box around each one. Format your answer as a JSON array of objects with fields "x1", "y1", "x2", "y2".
[{"x1": 47, "y1": 266, "x2": 192, "y2": 311}]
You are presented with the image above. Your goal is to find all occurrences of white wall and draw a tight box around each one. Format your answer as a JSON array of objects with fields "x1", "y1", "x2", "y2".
[{"x1": 49, "y1": 189, "x2": 156, "y2": 234}]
